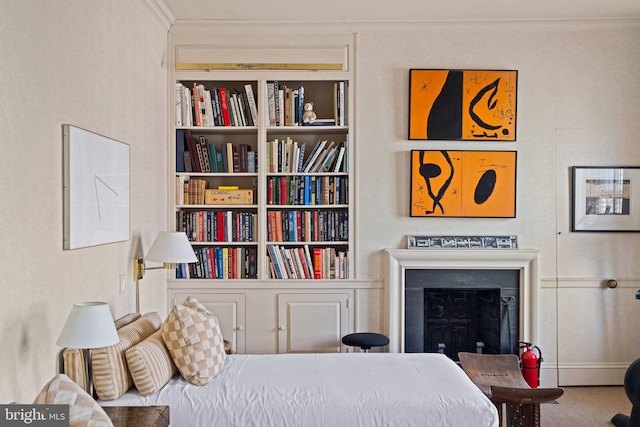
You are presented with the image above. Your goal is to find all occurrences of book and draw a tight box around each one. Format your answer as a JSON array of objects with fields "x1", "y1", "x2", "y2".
[
  {"x1": 207, "y1": 142, "x2": 218, "y2": 172},
  {"x1": 193, "y1": 82, "x2": 202, "y2": 126},
  {"x1": 198, "y1": 136, "x2": 212, "y2": 172},
  {"x1": 302, "y1": 139, "x2": 327, "y2": 172},
  {"x1": 333, "y1": 146, "x2": 346, "y2": 173},
  {"x1": 312, "y1": 247, "x2": 323, "y2": 279},
  {"x1": 267, "y1": 82, "x2": 276, "y2": 126},
  {"x1": 244, "y1": 84, "x2": 259, "y2": 126},
  {"x1": 310, "y1": 140, "x2": 336, "y2": 172},
  {"x1": 176, "y1": 130, "x2": 186, "y2": 172},
  {"x1": 183, "y1": 130, "x2": 202, "y2": 172},
  {"x1": 175, "y1": 83, "x2": 184, "y2": 126},
  {"x1": 226, "y1": 142, "x2": 234, "y2": 173},
  {"x1": 273, "y1": 81, "x2": 280, "y2": 126},
  {"x1": 219, "y1": 87, "x2": 232, "y2": 126}
]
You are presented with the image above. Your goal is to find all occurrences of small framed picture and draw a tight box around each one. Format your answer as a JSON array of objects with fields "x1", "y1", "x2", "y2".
[{"x1": 572, "y1": 166, "x2": 640, "y2": 232}]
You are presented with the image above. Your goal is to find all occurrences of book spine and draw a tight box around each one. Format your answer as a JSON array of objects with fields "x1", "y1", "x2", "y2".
[
  {"x1": 219, "y1": 87, "x2": 232, "y2": 126},
  {"x1": 245, "y1": 84, "x2": 259, "y2": 126},
  {"x1": 313, "y1": 247, "x2": 323, "y2": 279}
]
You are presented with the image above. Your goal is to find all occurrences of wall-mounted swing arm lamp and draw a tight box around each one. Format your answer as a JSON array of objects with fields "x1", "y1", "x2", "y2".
[{"x1": 134, "y1": 231, "x2": 197, "y2": 313}]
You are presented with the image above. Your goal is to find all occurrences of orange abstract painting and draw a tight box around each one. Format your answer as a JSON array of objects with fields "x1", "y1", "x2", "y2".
[
  {"x1": 410, "y1": 150, "x2": 516, "y2": 217},
  {"x1": 409, "y1": 69, "x2": 517, "y2": 141}
]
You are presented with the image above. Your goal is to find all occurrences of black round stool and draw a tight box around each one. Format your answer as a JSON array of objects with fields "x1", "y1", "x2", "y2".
[{"x1": 342, "y1": 332, "x2": 389, "y2": 352}]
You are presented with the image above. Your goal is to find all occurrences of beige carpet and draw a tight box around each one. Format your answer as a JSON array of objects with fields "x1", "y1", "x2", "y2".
[{"x1": 540, "y1": 386, "x2": 631, "y2": 426}]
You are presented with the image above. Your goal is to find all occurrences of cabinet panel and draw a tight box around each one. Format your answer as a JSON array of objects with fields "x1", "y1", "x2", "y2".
[
  {"x1": 277, "y1": 293, "x2": 350, "y2": 353},
  {"x1": 172, "y1": 292, "x2": 246, "y2": 354}
]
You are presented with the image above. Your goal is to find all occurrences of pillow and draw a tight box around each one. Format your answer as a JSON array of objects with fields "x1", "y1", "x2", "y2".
[
  {"x1": 125, "y1": 329, "x2": 177, "y2": 396},
  {"x1": 62, "y1": 349, "x2": 87, "y2": 393},
  {"x1": 113, "y1": 312, "x2": 141, "y2": 330},
  {"x1": 162, "y1": 301, "x2": 225, "y2": 386},
  {"x1": 63, "y1": 312, "x2": 141, "y2": 393},
  {"x1": 34, "y1": 374, "x2": 113, "y2": 427},
  {"x1": 92, "y1": 312, "x2": 162, "y2": 400}
]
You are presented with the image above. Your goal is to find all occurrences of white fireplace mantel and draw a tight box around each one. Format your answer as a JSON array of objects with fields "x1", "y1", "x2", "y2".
[{"x1": 384, "y1": 248, "x2": 540, "y2": 353}]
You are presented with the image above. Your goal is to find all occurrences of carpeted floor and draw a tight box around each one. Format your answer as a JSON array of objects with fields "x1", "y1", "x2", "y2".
[{"x1": 540, "y1": 386, "x2": 631, "y2": 426}]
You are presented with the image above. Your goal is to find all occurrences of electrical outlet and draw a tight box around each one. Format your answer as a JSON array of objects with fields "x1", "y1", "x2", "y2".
[{"x1": 119, "y1": 274, "x2": 126, "y2": 295}]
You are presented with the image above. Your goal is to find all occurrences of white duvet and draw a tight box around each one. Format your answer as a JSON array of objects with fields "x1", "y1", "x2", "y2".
[{"x1": 100, "y1": 353, "x2": 498, "y2": 427}]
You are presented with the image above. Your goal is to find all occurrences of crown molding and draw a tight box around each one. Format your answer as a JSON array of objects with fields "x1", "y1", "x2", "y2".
[
  {"x1": 142, "y1": 0, "x2": 174, "y2": 30},
  {"x1": 167, "y1": 16, "x2": 640, "y2": 35}
]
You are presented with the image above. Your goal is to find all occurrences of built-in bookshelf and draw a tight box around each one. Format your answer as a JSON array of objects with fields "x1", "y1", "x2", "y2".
[{"x1": 172, "y1": 77, "x2": 352, "y2": 281}]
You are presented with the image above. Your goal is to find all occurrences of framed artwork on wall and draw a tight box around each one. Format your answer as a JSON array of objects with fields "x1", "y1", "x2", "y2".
[
  {"x1": 63, "y1": 124, "x2": 130, "y2": 249},
  {"x1": 572, "y1": 166, "x2": 640, "y2": 232},
  {"x1": 410, "y1": 150, "x2": 517, "y2": 218},
  {"x1": 408, "y1": 69, "x2": 517, "y2": 141}
]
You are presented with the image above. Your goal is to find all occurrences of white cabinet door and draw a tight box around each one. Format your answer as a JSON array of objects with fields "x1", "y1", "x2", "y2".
[
  {"x1": 277, "y1": 293, "x2": 350, "y2": 353},
  {"x1": 172, "y1": 292, "x2": 246, "y2": 354}
]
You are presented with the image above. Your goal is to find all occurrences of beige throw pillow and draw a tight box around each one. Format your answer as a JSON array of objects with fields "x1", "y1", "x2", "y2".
[
  {"x1": 162, "y1": 300, "x2": 225, "y2": 386},
  {"x1": 34, "y1": 374, "x2": 113, "y2": 427},
  {"x1": 92, "y1": 312, "x2": 162, "y2": 400},
  {"x1": 62, "y1": 312, "x2": 142, "y2": 393},
  {"x1": 125, "y1": 329, "x2": 177, "y2": 396}
]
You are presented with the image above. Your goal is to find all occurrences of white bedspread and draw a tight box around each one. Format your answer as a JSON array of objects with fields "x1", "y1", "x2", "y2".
[{"x1": 100, "y1": 353, "x2": 498, "y2": 427}]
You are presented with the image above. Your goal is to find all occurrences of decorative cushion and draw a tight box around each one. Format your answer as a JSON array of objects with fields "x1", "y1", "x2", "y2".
[
  {"x1": 162, "y1": 299, "x2": 225, "y2": 386},
  {"x1": 113, "y1": 312, "x2": 141, "y2": 330},
  {"x1": 125, "y1": 329, "x2": 177, "y2": 396},
  {"x1": 62, "y1": 349, "x2": 87, "y2": 392},
  {"x1": 63, "y1": 312, "x2": 142, "y2": 393},
  {"x1": 92, "y1": 312, "x2": 162, "y2": 400},
  {"x1": 34, "y1": 374, "x2": 113, "y2": 427}
]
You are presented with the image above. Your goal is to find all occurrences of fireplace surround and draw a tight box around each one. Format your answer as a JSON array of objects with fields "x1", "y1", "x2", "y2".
[{"x1": 385, "y1": 249, "x2": 540, "y2": 354}]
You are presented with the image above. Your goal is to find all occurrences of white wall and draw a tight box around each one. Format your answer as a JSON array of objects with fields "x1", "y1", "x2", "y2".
[
  {"x1": 355, "y1": 23, "x2": 640, "y2": 384},
  {"x1": 0, "y1": 0, "x2": 168, "y2": 402}
]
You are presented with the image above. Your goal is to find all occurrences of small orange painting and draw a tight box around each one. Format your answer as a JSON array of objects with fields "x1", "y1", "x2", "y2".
[
  {"x1": 411, "y1": 150, "x2": 516, "y2": 217},
  {"x1": 409, "y1": 69, "x2": 517, "y2": 141}
]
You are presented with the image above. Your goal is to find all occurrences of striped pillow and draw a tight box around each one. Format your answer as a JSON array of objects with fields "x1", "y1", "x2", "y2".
[
  {"x1": 62, "y1": 312, "x2": 141, "y2": 393},
  {"x1": 162, "y1": 303, "x2": 225, "y2": 386},
  {"x1": 125, "y1": 329, "x2": 177, "y2": 396},
  {"x1": 34, "y1": 374, "x2": 113, "y2": 427},
  {"x1": 92, "y1": 312, "x2": 162, "y2": 400},
  {"x1": 62, "y1": 349, "x2": 87, "y2": 393}
]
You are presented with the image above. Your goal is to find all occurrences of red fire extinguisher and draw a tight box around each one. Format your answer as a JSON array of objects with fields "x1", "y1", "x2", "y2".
[{"x1": 518, "y1": 341, "x2": 543, "y2": 389}]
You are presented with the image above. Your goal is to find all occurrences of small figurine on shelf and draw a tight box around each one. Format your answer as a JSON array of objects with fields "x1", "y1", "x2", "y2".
[{"x1": 302, "y1": 102, "x2": 316, "y2": 124}]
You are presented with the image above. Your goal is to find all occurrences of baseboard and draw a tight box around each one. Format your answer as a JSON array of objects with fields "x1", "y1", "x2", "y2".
[{"x1": 558, "y1": 364, "x2": 627, "y2": 386}]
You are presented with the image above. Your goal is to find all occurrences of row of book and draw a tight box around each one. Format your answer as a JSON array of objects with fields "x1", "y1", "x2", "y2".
[
  {"x1": 266, "y1": 82, "x2": 347, "y2": 127},
  {"x1": 267, "y1": 245, "x2": 349, "y2": 280},
  {"x1": 177, "y1": 210, "x2": 257, "y2": 243},
  {"x1": 175, "y1": 82, "x2": 258, "y2": 127},
  {"x1": 176, "y1": 246, "x2": 258, "y2": 280},
  {"x1": 177, "y1": 130, "x2": 258, "y2": 174},
  {"x1": 267, "y1": 175, "x2": 348, "y2": 206},
  {"x1": 267, "y1": 210, "x2": 348, "y2": 243},
  {"x1": 267, "y1": 138, "x2": 347, "y2": 174}
]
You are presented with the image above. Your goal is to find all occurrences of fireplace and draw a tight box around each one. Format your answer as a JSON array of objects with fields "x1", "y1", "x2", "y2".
[
  {"x1": 385, "y1": 249, "x2": 540, "y2": 354},
  {"x1": 405, "y1": 269, "x2": 519, "y2": 360}
]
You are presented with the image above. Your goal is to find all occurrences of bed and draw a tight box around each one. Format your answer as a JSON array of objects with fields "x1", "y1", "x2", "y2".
[{"x1": 99, "y1": 352, "x2": 499, "y2": 427}]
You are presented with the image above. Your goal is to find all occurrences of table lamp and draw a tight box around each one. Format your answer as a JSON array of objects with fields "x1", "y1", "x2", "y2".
[
  {"x1": 56, "y1": 301, "x2": 119, "y2": 397},
  {"x1": 133, "y1": 231, "x2": 197, "y2": 312}
]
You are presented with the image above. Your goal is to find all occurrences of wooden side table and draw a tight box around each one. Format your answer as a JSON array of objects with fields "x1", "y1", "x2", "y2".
[{"x1": 102, "y1": 405, "x2": 169, "y2": 427}]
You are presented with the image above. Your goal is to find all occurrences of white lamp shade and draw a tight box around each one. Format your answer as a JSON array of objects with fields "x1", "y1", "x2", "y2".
[
  {"x1": 57, "y1": 302, "x2": 119, "y2": 349},
  {"x1": 145, "y1": 231, "x2": 197, "y2": 263}
]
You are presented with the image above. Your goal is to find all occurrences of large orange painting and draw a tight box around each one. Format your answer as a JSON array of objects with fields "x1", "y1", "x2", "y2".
[
  {"x1": 408, "y1": 69, "x2": 517, "y2": 141},
  {"x1": 410, "y1": 150, "x2": 516, "y2": 217}
]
